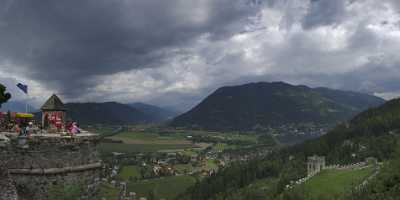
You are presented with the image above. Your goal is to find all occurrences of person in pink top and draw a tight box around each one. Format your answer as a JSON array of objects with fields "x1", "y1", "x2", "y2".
[{"x1": 71, "y1": 122, "x2": 81, "y2": 135}]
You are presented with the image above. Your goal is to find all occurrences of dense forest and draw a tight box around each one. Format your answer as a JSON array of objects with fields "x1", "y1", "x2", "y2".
[{"x1": 179, "y1": 98, "x2": 400, "y2": 200}]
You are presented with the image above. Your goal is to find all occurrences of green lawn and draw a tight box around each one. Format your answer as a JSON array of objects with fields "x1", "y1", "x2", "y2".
[
  {"x1": 117, "y1": 165, "x2": 142, "y2": 181},
  {"x1": 303, "y1": 166, "x2": 375, "y2": 199},
  {"x1": 127, "y1": 176, "x2": 196, "y2": 200}
]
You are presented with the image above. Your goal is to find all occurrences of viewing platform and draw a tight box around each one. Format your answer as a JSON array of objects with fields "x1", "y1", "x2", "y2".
[{"x1": 0, "y1": 94, "x2": 102, "y2": 200}]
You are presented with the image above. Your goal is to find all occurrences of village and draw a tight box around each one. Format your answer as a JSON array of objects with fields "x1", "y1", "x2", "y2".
[{"x1": 98, "y1": 128, "x2": 274, "y2": 199}]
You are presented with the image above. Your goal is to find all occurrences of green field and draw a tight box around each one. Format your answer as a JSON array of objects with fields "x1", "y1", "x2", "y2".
[
  {"x1": 175, "y1": 164, "x2": 194, "y2": 174},
  {"x1": 302, "y1": 167, "x2": 375, "y2": 199},
  {"x1": 117, "y1": 165, "x2": 142, "y2": 181},
  {"x1": 112, "y1": 131, "x2": 186, "y2": 140},
  {"x1": 98, "y1": 183, "x2": 120, "y2": 200},
  {"x1": 99, "y1": 143, "x2": 194, "y2": 153},
  {"x1": 213, "y1": 143, "x2": 238, "y2": 151},
  {"x1": 99, "y1": 129, "x2": 197, "y2": 153},
  {"x1": 205, "y1": 159, "x2": 218, "y2": 170},
  {"x1": 127, "y1": 175, "x2": 196, "y2": 200},
  {"x1": 110, "y1": 131, "x2": 192, "y2": 145}
]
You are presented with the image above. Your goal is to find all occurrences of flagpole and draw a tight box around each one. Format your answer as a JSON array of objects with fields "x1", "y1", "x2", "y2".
[{"x1": 26, "y1": 92, "x2": 29, "y2": 113}]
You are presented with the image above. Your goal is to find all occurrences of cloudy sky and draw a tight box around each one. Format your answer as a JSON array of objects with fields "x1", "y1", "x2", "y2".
[{"x1": 1, "y1": 0, "x2": 400, "y2": 111}]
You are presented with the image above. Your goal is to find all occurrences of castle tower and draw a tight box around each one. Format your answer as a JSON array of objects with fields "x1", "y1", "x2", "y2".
[{"x1": 41, "y1": 94, "x2": 66, "y2": 132}]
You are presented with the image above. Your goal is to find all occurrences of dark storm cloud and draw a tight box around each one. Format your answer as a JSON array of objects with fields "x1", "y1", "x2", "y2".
[
  {"x1": 0, "y1": 0, "x2": 261, "y2": 96},
  {"x1": 2, "y1": 0, "x2": 400, "y2": 109}
]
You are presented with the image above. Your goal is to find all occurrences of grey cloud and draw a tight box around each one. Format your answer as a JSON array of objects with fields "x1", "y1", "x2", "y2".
[
  {"x1": 302, "y1": 0, "x2": 346, "y2": 29},
  {"x1": 1, "y1": 0, "x2": 400, "y2": 110},
  {"x1": 0, "y1": 0, "x2": 261, "y2": 97}
]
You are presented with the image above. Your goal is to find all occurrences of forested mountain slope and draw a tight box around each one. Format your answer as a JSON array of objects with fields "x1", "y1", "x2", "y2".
[{"x1": 171, "y1": 82, "x2": 385, "y2": 131}]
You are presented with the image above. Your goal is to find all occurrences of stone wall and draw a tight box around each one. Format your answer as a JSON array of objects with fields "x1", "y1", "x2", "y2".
[
  {"x1": 0, "y1": 134, "x2": 102, "y2": 200},
  {"x1": 0, "y1": 166, "x2": 17, "y2": 200}
]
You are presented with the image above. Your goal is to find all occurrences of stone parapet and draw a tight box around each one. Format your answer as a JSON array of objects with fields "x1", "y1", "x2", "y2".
[{"x1": 0, "y1": 133, "x2": 102, "y2": 200}]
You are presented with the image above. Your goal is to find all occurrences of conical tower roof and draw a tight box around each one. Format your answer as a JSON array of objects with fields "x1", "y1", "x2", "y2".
[{"x1": 41, "y1": 94, "x2": 66, "y2": 111}]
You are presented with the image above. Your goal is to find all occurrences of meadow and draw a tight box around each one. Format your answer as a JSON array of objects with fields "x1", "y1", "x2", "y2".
[
  {"x1": 117, "y1": 165, "x2": 142, "y2": 181},
  {"x1": 98, "y1": 183, "x2": 120, "y2": 200},
  {"x1": 98, "y1": 128, "x2": 198, "y2": 153},
  {"x1": 127, "y1": 175, "x2": 197, "y2": 200},
  {"x1": 98, "y1": 143, "x2": 194, "y2": 153}
]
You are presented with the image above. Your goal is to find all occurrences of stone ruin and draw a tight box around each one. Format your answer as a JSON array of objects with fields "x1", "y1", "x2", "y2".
[
  {"x1": 0, "y1": 133, "x2": 102, "y2": 200},
  {"x1": 0, "y1": 95, "x2": 102, "y2": 200},
  {"x1": 307, "y1": 155, "x2": 325, "y2": 176}
]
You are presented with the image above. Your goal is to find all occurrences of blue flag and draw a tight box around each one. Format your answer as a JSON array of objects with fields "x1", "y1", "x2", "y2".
[{"x1": 17, "y1": 83, "x2": 28, "y2": 94}]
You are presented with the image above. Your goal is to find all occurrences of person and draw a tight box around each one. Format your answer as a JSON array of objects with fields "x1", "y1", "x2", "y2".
[
  {"x1": 19, "y1": 121, "x2": 28, "y2": 136},
  {"x1": 71, "y1": 122, "x2": 81, "y2": 135},
  {"x1": 66, "y1": 121, "x2": 73, "y2": 133},
  {"x1": 25, "y1": 122, "x2": 34, "y2": 136},
  {"x1": 13, "y1": 124, "x2": 21, "y2": 134}
]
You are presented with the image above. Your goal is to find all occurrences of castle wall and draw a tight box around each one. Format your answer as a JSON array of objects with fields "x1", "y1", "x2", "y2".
[
  {"x1": 11, "y1": 169, "x2": 100, "y2": 200},
  {"x1": 1, "y1": 134, "x2": 102, "y2": 200},
  {"x1": 0, "y1": 167, "x2": 17, "y2": 200}
]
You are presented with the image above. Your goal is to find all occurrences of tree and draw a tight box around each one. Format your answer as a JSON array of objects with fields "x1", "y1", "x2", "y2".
[{"x1": 0, "y1": 84, "x2": 11, "y2": 108}]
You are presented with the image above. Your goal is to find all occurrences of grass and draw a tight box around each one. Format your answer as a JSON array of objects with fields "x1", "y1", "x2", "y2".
[
  {"x1": 302, "y1": 166, "x2": 375, "y2": 199},
  {"x1": 110, "y1": 131, "x2": 191, "y2": 144},
  {"x1": 97, "y1": 183, "x2": 120, "y2": 200},
  {"x1": 127, "y1": 175, "x2": 196, "y2": 200},
  {"x1": 99, "y1": 143, "x2": 194, "y2": 153},
  {"x1": 213, "y1": 143, "x2": 238, "y2": 151},
  {"x1": 99, "y1": 130, "x2": 197, "y2": 153},
  {"x1": 205, "y1": 159, "x2": 219, "y2": 170},
  {"x1": 117, "y1": 165, "x2": 142, "y2": 181},
  {"x1": 175, "y1": 164, "x2": 194, "y2": 174}
]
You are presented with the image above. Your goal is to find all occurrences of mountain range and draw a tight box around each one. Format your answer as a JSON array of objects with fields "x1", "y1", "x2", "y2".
[
  {"x1": 129, "y1": 102, "x2": 178, "y2": 122},
  {"x1": 3, "y1": 100, "x2": 176, "y2": 125},
  {"x1": 0, "y1": 101, "x2": 37, "y2": 113},
  {"x1": 170, "y1": 82, "x2": 386, "y2": 131},
  {"x1": 64, "y1": 102, "x2": 178, "y2": 125},
  {"x1": 63, "y1": 102, "x2": 151, "y2": 125}
]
